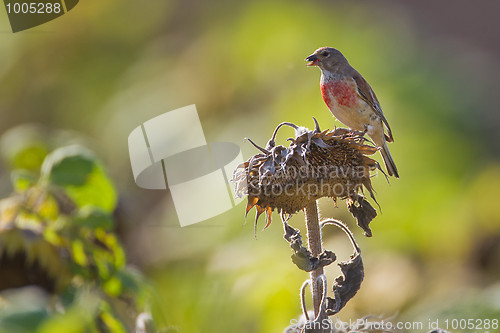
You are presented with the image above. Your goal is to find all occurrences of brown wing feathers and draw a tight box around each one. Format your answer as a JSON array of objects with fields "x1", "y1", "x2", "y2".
[{"x1": 351, "y1": 71, "x2": 394, "y2": 143}]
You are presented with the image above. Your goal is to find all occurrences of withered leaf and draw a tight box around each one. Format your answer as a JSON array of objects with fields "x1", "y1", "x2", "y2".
[
  {"x1": 283, "y1": 222, "x2": 336, "y2": 272},
  {"x1": 347, "y1": 196, "x2": 377, "y2": 237},
  {"x1": 326, "y1": 252, "x2": 364, "y2": 316},
  {"x1": 321, "y1": 220, "x2": 364, "y2": 316}
]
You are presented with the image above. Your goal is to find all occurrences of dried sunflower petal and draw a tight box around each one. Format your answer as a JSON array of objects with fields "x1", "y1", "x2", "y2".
[{"x1": 233, "y1": 119, "x2": 381, "y2": 231}]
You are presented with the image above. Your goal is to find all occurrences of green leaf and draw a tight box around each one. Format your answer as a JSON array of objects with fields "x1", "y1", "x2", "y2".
[
  {"x1": 117, "y1": 269, "x2": 141, "y2": 294},
  {"x1": 95, "y1": 229, "x2": 125, "y2": 269},
  {"x1": 99, "y1": 302, "x2": 127, "y2": 333},
  {"x1": 71, "y1": 239, "x2": 88, "y2": 267},
  {"x1": 75, "y1": 207, "x2": 114, "y2": 230},
  {"x1": 103, "y1": 276, "x2": 122, "y2": 296},
  {"x1": 64, "y1": 167, "x2": 117, "y2": 212},
  {"x1": 10, "y1": 170, "x2": 38, "y2": 193},
  {"x1": 37, "y1": 309, "x2": 89, "y2": 333},
  {"x1": 0, "y1": 125, "x2": 49, "y2": 172},
  {"x1": 41, "y1": 146, "x2": 95, "y2": 187},
  {"x1": 41, "y1": 146, "x2": 117, "y2": 212},
  {"x1": 0, "y1": 310, "x2": 49, "y2": 333},
  {"x1": 11, "y1": 145, "x2": 48, "y2": 173}
]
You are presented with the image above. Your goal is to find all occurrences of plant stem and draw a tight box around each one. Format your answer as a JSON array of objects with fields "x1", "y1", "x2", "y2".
[{"x1": 304, "y1": 200, "x2": 326, "y2": 324}]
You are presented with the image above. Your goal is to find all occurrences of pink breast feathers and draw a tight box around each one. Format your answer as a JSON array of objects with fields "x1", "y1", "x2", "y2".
[{"x1": 321, "y1": 81, "x2": 358, "y2": 107}]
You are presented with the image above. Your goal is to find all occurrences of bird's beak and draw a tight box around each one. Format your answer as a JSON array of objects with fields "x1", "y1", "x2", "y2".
[{"x1": 305, "y1": 54, "x2": 318, "y2": 66}]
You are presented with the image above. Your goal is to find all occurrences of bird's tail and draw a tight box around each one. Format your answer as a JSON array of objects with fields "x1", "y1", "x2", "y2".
[{"x1": 380, "y1": 141, "x2": 399, "y2": 178}]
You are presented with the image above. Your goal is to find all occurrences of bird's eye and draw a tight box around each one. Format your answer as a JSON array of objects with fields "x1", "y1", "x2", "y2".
[{"x1": 321, "y1": 51, "x2": 329, "y2": 57}]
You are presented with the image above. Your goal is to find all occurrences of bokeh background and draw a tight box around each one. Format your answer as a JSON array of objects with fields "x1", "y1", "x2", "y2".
[{"x1": 1, "y1": 0, "x2": 500, "y2": 332}]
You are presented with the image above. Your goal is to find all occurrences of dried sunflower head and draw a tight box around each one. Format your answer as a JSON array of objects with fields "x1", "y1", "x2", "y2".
[{"x1": 233, "y1": 119, "x2": 382, "y2": 236}]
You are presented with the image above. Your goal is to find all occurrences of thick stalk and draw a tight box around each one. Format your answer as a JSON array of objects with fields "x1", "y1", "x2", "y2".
[{"x1": 304, "y1": 201, "x2": 327, "y2": 324}]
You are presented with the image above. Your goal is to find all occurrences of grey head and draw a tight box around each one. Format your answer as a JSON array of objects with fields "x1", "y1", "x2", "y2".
[{"x1": 305, "y1": 47, "x2": 350, "y2": 73}]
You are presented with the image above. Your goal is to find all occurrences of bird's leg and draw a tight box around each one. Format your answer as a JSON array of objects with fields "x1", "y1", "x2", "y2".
[
  {"x1": 348, "y1": 128, "x2": 369, "y2": 144},
  {"x1": 351, "y1": 128, "x2": 367, "y2": 138}
]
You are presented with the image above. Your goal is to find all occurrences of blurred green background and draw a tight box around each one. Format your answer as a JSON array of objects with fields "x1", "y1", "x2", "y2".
[{"x1": 1, "y1": 0, "x2": 500, "y2": 332}]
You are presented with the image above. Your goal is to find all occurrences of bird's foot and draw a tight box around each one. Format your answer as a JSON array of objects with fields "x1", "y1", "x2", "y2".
[{"x1": 350, "y1": 129, "x2": 367, "y2": 137}]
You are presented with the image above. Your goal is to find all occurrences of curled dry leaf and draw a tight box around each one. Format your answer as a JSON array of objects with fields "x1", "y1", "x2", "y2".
[
  {"x1": 283, "y1": 222, "x2": 336, "y2": 272},
  {"x1": 321, "y1": 220, "x2": 364, "y2": 316},
  {"x1": 346, "y1": 196, "x2": 378, "y2": 237}
]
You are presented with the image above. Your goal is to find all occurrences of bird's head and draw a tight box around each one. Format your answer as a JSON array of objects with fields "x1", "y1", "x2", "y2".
[{"x1": 305, "y1": 47, "x2": 349, "y2": 73}]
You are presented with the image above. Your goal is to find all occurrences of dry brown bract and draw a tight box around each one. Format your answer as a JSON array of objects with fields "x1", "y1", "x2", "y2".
[{"x1": 233, "y1": 119, "x2": 382, "y2": 236}]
